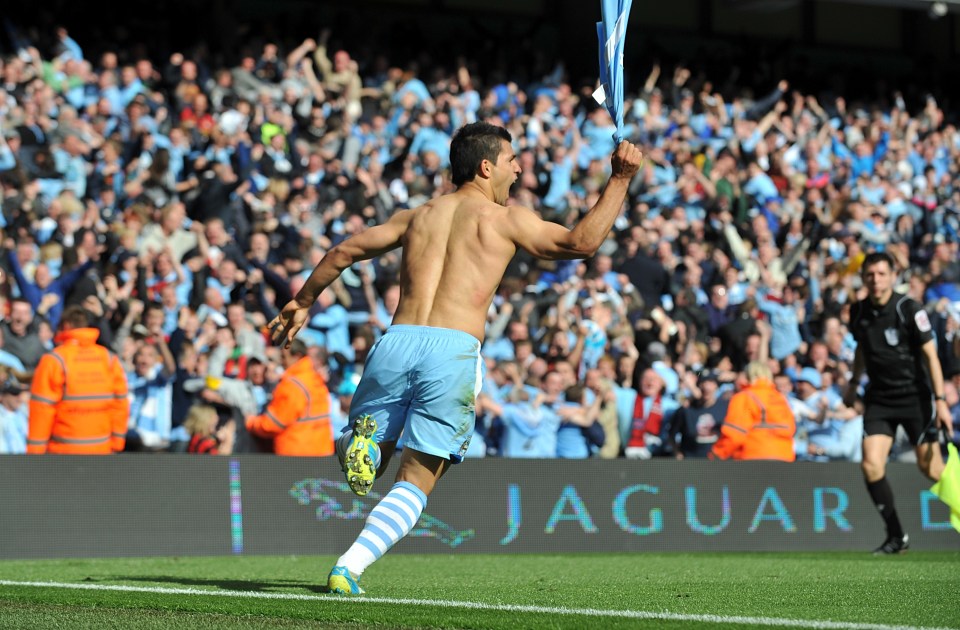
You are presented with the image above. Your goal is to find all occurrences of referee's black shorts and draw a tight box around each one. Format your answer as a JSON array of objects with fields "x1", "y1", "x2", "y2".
[{"x1": 863, "y1": 395, "x2": 938, "y2": 445}]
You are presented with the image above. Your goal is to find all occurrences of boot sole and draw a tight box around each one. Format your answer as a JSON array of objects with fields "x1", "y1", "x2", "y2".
[{"x1": 343, "y1": 414, "x2": 378, "y2": 496}]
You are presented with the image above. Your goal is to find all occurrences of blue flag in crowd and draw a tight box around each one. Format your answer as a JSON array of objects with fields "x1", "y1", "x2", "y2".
[{"x1": 594, "y1": 0, "x2": 633, "y2": 143}]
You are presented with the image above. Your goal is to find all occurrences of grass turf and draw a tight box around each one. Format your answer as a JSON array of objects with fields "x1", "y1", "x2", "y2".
[{"x1": 0, "y1": 553, "x2": 957, "y2": 629}]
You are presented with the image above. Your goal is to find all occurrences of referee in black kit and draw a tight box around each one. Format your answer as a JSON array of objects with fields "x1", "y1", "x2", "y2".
[{"x1": 845, "y1": 252, "x2": 954, "y2": 554}]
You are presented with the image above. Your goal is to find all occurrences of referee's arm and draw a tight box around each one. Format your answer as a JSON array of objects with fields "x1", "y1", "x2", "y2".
[
  {"x1": 843, "y1": 347, "x2": 865, "y2": 408},
  {"x1": 920, "y1": 339, "x2": 953, "y2": 439}
]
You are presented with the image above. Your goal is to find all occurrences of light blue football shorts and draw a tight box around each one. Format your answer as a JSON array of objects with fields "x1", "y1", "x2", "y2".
[{"x1": 350, "y1": 324, "x2": 482, "y2": 463}]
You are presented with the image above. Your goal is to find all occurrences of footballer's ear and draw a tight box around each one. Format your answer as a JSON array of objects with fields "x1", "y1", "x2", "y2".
[{"x1": 478, "y1": 158, "x2": 494, "y2": 179}]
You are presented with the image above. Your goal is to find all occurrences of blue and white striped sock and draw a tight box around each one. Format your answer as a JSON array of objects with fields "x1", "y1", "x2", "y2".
[{"x1": 337, "y1": 481, "x2": 427, "y2": 576}]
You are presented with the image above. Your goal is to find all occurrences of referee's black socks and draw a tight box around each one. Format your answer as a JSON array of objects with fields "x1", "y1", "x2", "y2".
[{"x1": 866, "y1": 477, "x2": 905, "y2": 539}]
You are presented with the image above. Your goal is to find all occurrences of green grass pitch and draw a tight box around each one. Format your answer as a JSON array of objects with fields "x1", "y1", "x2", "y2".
[{"x1": 0, "y1": 553, "x2": 958, "y2": 629}]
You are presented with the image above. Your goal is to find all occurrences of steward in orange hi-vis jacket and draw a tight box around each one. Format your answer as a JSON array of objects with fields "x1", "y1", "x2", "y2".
[
  {"x1": 28, "y1": 306, "x2": 129, "y2": 454},
  {"x1": 245, "y1": 339, "x2": 333, "y2": 456},
  {"x1": 710, "y1": 361, "x2": 796, "y2": 462}
]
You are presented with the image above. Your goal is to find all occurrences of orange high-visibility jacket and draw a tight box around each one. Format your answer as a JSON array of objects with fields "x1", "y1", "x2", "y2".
[
  {"x1": 28, "y1": 328, "x2": 130, "y2": 454},
  {"x1": 711, "y1": 379, "x2": 796, "y2": 462},
  {"x1": 245, "y1": 356, "x2": 333, "y2": 456}
]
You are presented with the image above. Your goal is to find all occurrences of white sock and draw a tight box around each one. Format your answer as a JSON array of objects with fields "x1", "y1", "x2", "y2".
[{"x1": 336, "y1": 481, "x2": 427, "y2": 576}]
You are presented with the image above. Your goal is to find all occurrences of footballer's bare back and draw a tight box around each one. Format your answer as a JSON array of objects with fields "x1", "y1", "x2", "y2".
[{"x1": 389, "y1": 192, "x2": 522, "y2": 343}]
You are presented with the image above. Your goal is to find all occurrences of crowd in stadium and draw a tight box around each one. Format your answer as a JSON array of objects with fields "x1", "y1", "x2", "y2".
[{"x1": 0, "y1": 24, "x2": 958, "y2": 459}]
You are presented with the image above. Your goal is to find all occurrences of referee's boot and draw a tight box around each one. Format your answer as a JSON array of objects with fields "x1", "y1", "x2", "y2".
[
  {"x1": 872, "y1": 533, "x2": 909, "y2": 555},
  {"x1": 336, "y1": 414, "x2": 380, "y2": 496}
]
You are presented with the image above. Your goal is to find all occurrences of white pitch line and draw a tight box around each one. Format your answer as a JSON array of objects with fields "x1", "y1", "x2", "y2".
[{"x1": 0, "y1": 580, "x2": 954, "y2": 630}]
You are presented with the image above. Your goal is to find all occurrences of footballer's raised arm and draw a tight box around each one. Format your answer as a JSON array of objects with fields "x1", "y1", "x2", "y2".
[{"x1": 500, "y1": 141, "x2": 642, "y2": 260}]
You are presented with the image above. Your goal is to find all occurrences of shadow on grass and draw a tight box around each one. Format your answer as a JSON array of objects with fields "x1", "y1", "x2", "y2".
[{"x1": 102, "y1": 575, "x2": 331, "y2": 594}]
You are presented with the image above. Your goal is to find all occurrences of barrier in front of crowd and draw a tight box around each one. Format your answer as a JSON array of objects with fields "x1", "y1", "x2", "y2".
[{"x1": 1, "y1": 455, "x2": 957, "y2": 559}]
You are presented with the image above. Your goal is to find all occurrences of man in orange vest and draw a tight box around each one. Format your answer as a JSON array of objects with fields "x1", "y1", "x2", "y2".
[
  {"x1": 245, "y1": 339, "x2": 333, "y2": 456},
  {"x1": 711, "y1": 361, "x2": 796, "y2": 462},
  {"x1": 28, "y1": 306, "x2": 129, "y2": 454}
]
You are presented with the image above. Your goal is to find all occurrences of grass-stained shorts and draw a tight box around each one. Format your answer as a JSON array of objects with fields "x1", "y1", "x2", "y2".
[{"x1": 350, "y1": 325, "x2": 482, "y2": 462}]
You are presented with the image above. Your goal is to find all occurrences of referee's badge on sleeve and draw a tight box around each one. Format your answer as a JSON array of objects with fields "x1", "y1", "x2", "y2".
[
  {"x1": 914, "y1": 309, "x2": 932, "y2": 332},
  {"x1": 884, "y1": 328, "x2": 899, "y2": 345}
]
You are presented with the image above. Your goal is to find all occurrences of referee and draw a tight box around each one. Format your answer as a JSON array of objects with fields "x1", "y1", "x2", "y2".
[{"x1": 845, "y1": 252, "x2": 954, "y2": 554}]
